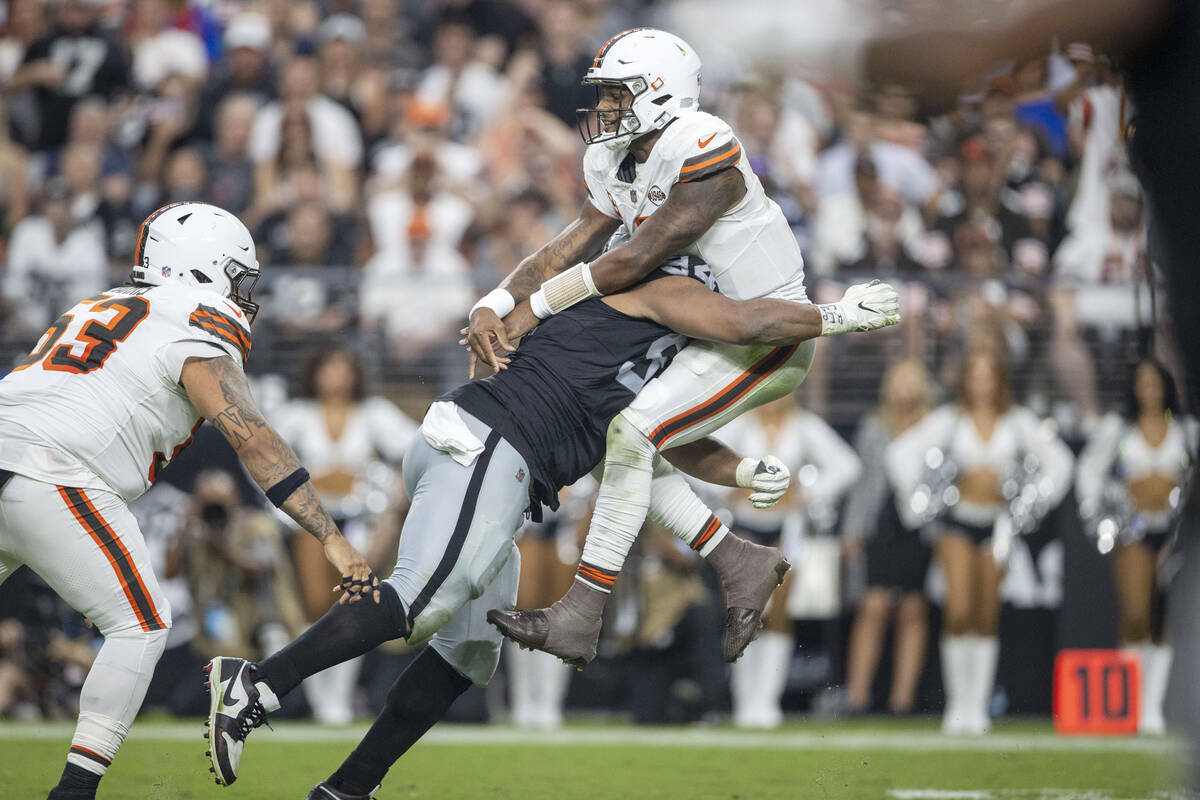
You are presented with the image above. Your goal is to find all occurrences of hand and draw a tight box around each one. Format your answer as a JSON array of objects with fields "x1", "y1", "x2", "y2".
[
  {"x1": 839, "y1": 280, "x2": 902, "y2": 332},
  {"x1": 461, "y1": 307, "x2": 515, "y2": 379},
  {"x1": 736, "y1": 455, "x2": 791, "y2": 509},
  {"x1": 323, "y1": 535, "x2": 380, "y2": 604},
  {"x1": 23, "y1": 59, "x2": 63, "y2": 88},
  {"x1": 503, "y1": 301, "x2": 539, "y2": 343}
]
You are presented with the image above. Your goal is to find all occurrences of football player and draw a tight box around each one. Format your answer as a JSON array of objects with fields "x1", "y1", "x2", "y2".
[
  {"x1": 202, "y1": 255, "x2": 897, "y2": 799},
  {"x1": 468, "y1": 28, "x2": 890, "y2": 664},
  {"x1": 0, "y1": 202, "x2": 377, "y2": 800}
]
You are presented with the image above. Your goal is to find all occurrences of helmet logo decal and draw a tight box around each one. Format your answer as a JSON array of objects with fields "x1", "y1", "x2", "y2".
[
  {"x1": 651, "y1": 77, "x2": 664, "y2": 91},
  {"x1": 161, "y1": 266, "x2": 172, "y2": 277}
]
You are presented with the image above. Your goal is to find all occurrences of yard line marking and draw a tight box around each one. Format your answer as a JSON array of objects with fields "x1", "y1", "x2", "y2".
[
  {"x1": 888, "y1": 792, "x2": 993, "y2": 799},
  {"x1": 0, "y1": 722, "x2": 1181, "y2": 755},
  {"x1": 887, "y1": 791, "x2": 1185, "y2": 800}
]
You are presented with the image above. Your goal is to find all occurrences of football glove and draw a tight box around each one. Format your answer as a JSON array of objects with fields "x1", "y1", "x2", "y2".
[
  {"x1": 736, "y1": 455, "x2": 791, "y2": 509},
  {"x1": 818, "y1": 279, "x2": 901, "y2": 336}
]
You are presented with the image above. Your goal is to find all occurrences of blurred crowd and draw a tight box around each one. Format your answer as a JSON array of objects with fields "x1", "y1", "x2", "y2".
[{"x1": 0, "y1": 0, "x2": 1188, "y2": 732}]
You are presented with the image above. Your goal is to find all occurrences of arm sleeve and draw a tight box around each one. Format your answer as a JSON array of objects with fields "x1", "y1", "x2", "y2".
[
  {"x1": 1017, "y1": 408, "x2": 1076, "y2": 510},
  {"x1": 839, "y1": 418, "x2": 889, "y2": 539},
  {"x1": 801, "y1": 412, "x2": 863, "y2": 503},
  {"x1": 365, "y1": 397, "x2": 419, "y2": 463},
  {"x1": 1075, "y1": 413, "x2": 1123, "y2": 511}
]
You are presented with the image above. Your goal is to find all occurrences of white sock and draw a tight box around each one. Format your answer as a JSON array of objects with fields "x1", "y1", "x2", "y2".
[
  {"x1": 577, "y1": 414, "x2": 658, "y2": 574},
  {"x1": 68, "y1": 626, "x2": 169, "y2": 776},
  {"x1": 647, "y1": 458, "x2": 730, "y2": 556},
  {"x1": 506, "y1": 642, "x2": 535, "y2": 726},
  {"x1": 968, "y1": 636, "x2": 999, "y2": 733},
  {"x1": 755, "y1": 632, "x2": 793, "y2": 729},
  {"x1": 534, "y1": 649, "x2": 571, "y2": 728},
  {"x1": 731, "y1": 638, "x2": 762, "y2": 728},
  {"x1": 304, "y1": 657, "x2": 361, "y2": 725},
  {"x1": 1133, "y1": 641, "x2": 1171, "y2": 734},
  {"x1": 940, "y1": 636, "x2": 971, "y2": 734}
]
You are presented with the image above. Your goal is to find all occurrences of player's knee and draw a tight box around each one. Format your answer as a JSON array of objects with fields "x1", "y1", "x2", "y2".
[
  {"x1": 605, "y1": 413, "x2": 656, "y2": 465},
  {"x1": 426, "y1": 638, "x2": 500, "y2": 690}
]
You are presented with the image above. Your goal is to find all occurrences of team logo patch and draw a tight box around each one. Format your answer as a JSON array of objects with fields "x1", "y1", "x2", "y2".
[
  {"x1": 629, "y1": 189, "x2": 638, "y2": 203},
  {"x1": 516, "y1": 468, "x2": 525, "y2": 483},
  {"x1": 648, "y1": 185, "x2": 667, "y2": 205}
]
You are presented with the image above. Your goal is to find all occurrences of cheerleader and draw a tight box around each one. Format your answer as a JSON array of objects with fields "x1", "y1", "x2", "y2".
[
  {"x1": 1076, "y1": 359, "x2": 1196, "y2": 734},
  {"x1": 843, "y1": 358, "x2": 935, "y2": 715},
  {"x1": 274, "y1": 348, "x2": 418, "y2": 723},
  {"x1": 886, "y1": 348, "x2": 1074, "y2": 734},
  {"x1": 721, "y1": 395, "x2": 862, "y2": 728}
]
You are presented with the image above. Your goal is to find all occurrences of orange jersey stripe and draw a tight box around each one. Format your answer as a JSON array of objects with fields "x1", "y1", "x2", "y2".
[{"x1": 679, "y1": 141, "x2": 741, "y2": 174}]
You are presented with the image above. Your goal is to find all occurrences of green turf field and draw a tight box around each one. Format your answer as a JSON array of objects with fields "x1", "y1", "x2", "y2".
[{"x1": 0, "y1": 719, "x2": 1179, "y2": 800}]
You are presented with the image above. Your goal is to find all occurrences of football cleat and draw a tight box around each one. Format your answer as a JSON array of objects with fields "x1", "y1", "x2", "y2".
[
  {"x1": 307, "y1": 781, "x2": 380, "y2": 799},
  {"x1": 486, "y1": 608, "x2": 596, "y2": 669},
  {"x1": 708, "y1": 536, "x2": 791, "y2": 662},
  {"x1": 205, "y1": 657, "x2": 280, "y2": 786}
]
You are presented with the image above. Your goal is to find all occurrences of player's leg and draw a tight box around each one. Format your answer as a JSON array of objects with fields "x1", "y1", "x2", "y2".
[
  {"x1": 313, "y1": 545, "x2": 520, "y2": 799},
  {"x1": 491, "y1": 340, "x2": 812, "y2": 663},
  {"x1": 0, "y1": 476, "x2": 171, "y2": 800},
  {"x1": 965, "y1": 542, "x2": 1003, "y2": 735},
  {"x1": 937, "y1": 530, "x2": 976, "y2": 734},
  {"x1": 207, "y1": 413, "x2": 529, "y2": 784},
  {"x1": 1114, "y1": 541, "x2": 1168, "y2": 732}
]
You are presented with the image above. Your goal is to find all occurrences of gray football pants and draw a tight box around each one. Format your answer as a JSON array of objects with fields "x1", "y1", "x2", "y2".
[{"x1": 384, "y1": 411, "x2": 528, "y2": 686}]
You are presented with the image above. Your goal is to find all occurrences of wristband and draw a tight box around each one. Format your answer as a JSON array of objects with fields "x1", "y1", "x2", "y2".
[
  {"x1": 530, "y1": 262, "x2": 599, "y2": 319},
  {"x1": 817, "y1": 302, "x2": 849, "y2": 337},
  {"x1": 266, "y1": 467, "x2": 310, "y2": 508},
  {"x1": 470, "y1": 288, "x2": 516, "y2": 320}
]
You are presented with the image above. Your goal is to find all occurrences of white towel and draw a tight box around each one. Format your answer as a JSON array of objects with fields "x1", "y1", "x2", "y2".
[{"x1": 422, "y1": 401, "x2": 485, "y2": 467}]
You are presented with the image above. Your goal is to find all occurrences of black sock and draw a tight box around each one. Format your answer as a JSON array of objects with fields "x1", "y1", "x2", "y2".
[
  {"x1": 46, "y1": 763, "x2": 102, "y2": 800},
  {"x1": 328, "y1": 648, "x2": 471, "y2": 795},
  {"x1": 257, "y1": 582, "x2": 407, "y2": 698}
]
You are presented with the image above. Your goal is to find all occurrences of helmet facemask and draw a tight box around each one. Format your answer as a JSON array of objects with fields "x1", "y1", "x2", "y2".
[
  {"x1": 223, "y1": 257, "x2": 260, "y2": 323},
  {"x1": 576, "y1": 80, "x2": 646, "y2": 149}
]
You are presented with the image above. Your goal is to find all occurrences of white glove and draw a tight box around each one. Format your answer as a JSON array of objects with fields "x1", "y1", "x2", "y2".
[
  {"x1": 736, "y1": 455, "x2": 791, "y2": 509},
  {"x1": 818, "y1": 279, "x2": 902, "y2": 336}
]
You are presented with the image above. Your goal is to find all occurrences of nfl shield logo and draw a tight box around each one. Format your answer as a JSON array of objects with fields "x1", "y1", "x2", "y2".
[
  {"x1": 629, "y1": 189, "x2": 637, "y2": 203},
  {"x1": 161, "y1": 266, "x2": 172, "y2": 277}
]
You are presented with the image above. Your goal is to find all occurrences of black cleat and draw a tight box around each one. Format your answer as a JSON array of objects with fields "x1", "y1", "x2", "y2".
[
  {"x1": 307, "y1": 781, "x2": 379, "y2": 799},
  {"x1": 204, "y1": 657, "x2": 280, "y2": 786}
]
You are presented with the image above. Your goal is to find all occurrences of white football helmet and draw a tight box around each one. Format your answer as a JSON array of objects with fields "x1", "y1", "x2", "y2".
[
  {"x1": 130, "y1": 202, "x2": 261, "y2": 321},
  {"x1": 577, "y1": 28, "x2": 702, "y2": 150}
]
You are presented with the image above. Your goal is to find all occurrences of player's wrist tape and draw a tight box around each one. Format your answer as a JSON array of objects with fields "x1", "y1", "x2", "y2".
[
  {"x1": 817, "y1": 302, "x2": 851, "y2": 336},
  {"x1": 470, "y1": 288, "x2": 516, "y2": 320},
  {"x1": 735, "y1": 457, "x2": 760, "y2": 489},
  {"x1": 530, "y1": 262, "x2": 599, "y2": 319},
  {"x1": 266, "y1": 467, "x2": 310, "y2": 507}
]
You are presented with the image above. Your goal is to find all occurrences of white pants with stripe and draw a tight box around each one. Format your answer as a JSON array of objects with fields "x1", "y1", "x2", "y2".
[
  {"x1": 578, "y1": 338, "x2": 816, "y2": 576},
  {"x1": 622, "y1": 338, "x2": 816, "y2": 450},
  {"x1": 0, "y1": 473, "x2": 170, "y2": 775}
]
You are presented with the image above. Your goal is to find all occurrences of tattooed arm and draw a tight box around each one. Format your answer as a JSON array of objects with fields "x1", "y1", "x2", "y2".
[
  {"x1": 179, "y1": 355, "x2": 380, "y2": 602},
  {"x1": 587, "y1": 167, "x2": 745, "y2": 294},
  {"x1": 466, "y1": 200, "x2": 619, "y2": 374}
]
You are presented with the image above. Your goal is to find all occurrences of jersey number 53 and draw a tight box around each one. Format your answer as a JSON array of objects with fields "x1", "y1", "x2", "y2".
[{"x1": 13, "y1": 294, "x2": 150, "y2": 374}]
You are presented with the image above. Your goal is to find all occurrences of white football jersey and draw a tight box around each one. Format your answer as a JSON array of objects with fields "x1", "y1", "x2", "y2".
[
  {"x1": 583, "y1": 110, "x2": 808, "y2": 302},
  {"x1": 0, "y1": 282, "x2": 252, "y2": 502}
]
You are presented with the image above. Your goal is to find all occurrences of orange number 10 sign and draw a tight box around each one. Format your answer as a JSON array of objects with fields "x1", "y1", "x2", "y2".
[{"x1": 1053, "y1": 650, "x2": 1140, "y2": 735}]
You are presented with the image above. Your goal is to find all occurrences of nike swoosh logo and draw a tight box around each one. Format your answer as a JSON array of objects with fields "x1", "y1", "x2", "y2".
[
  {"x1": 698, "y1": 133, "x2": 717, "y2": 148},
  {"x1": 221, "y1": 670, "x2": 244, "y2": 710},
  {"x1": 858, "y1": 302, "x2": 880, "y2": 314}
]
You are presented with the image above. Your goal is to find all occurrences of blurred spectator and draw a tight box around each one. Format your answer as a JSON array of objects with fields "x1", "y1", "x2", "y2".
[
  {"x1": 843, "y1": 359, "x2": 935, "y2": 715},
  {"x1": 476, "y1": 187, "x2": 557, "y2": 286},
  {"x1": 416, "y1": 16, "x2": 506, "y2": 140},
  {"x1": 719, "y1": 395, "x2": 862, "y2": 728},
  {"x1": 9, "y1": 0, "x2": 131, "y2": 151},
  {"x1": 735, "y1": 85, "x2": 819, "y2": 222},
  {"x1": 135, "y1": 72, "x2": 201, "y2": 203},
  {"x1": 816, "y1": 107, "x2": 939, "y2": 211},
  {"x1": 814, "y1": 154, "x2": 926, "y2": 276},
  {"x1": 367, "y1": 147, "x2": 472, "y2": 257},
  {"x1": 168, "y1": 469, "x2": 305, "y2": 657},
  {"x1": 0, "y1": 105, "x2": 31, "y2": 236},
  {"x1": 273, "y1": 348, "x2": 416, "y2": 723},
  {"x1": 1065, "y1": 50, "x2": 1126, "y2": 237},
  {"x1": 130, "y1": 0, "x2": 209, "y2": 92},
  {"x1": 249, "y1": 55, "x2": 361, "y2": 212},
  {"x1": 258, "y1": 161, "x2": 359, "y2": 265},
  {"x1": 194, "y1": 12, "x2": 275, "y2": 140},
  {"x1": 315, "y1": 14, "x2": 366, "y2": 113},
  {"x1": 3, "y1": 180, "x2": 107, "y2": 334},
  {"x1": 201, "y1": 93, "x2": 259, "y2": 215},
  {"x1": 535, "y1": 1, "x2": 595, "y2": 128},
  {"x1": 1050, "y1": 175, "x2": 1150, "y2": 420},
  {"x1": 0, "y1": 0, "x2": 46, "y2": 85},
  {"x1": 262, "y1": 199, "x2": 343, "y2": 267}
]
